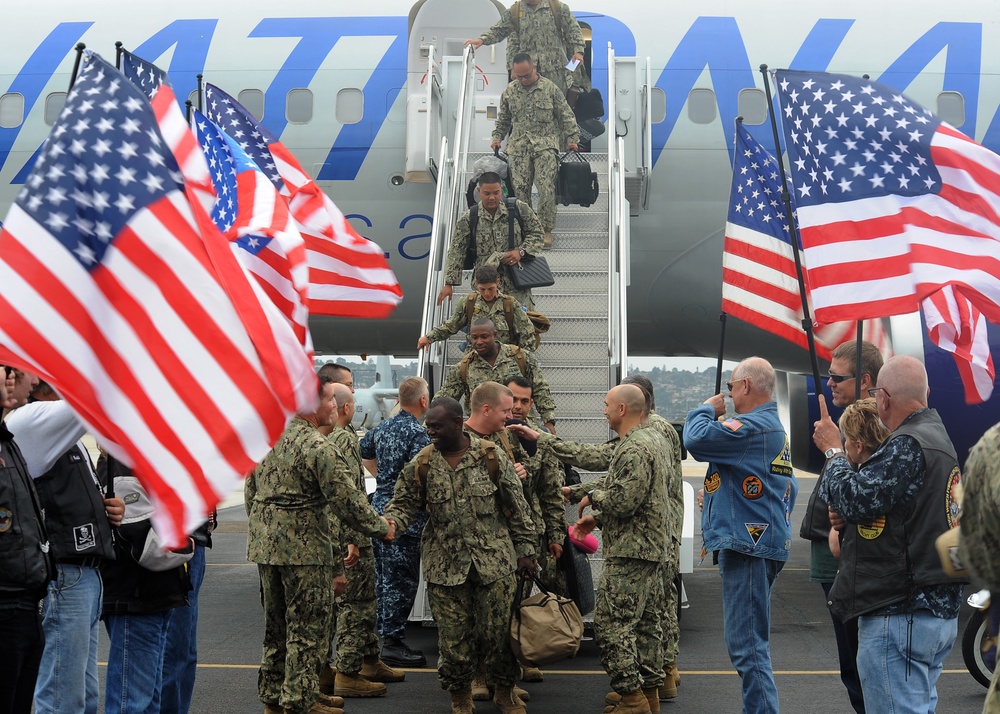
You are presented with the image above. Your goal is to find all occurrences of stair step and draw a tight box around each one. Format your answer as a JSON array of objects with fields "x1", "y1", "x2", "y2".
[
  {"x1": 540, "y1": 364, "x2": 609, "y2": 391},
  {"x1": 540, "y1": 316, "x2": 607, "y2": 341},
  {"x1": 531, "y1": 294, "x2": 608, "y2": 317},
  {"x1": 551, "y1": 212, "x2": 609, "y2": 233},
  {"x1": 549, "y1": 416, "x2": 611, "y2": 443},
  {"x1": 550, "y1": 391, "x2": 609, "y2": 417},
  {"x1": 543, "y1": 249, "x2": 608, "y2": 271},
  {"x1": 535, "y1": 340, "x2": 607, "y2": 365},
  {"x1": 538, "y1": 270, "x2": 607, "y2": 294}
]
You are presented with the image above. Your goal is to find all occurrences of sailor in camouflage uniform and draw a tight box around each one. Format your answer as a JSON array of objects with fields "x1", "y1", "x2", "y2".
[
  {"x1": 245, "y1": 376, "x2": 393, "y2": 714},
  {"x1": 566, "y1": 385, "x2": 669, "y2": 714},
  {"x1": 439, "y1": 173, "x2": 545, "y2": 308},
  {"x1": 491, "y1": 53, "x2": 579, "y2": 244},
  {"x1": 959, "y1": 422, "x2": 1000, "y2": 714},
  {"x1": 383, "y1": 397, "x2": 537, "y2": 714},
  {"x1": 466, "y1": 0, "x2": 585, "y2": 95},
  {"x1": 326, "y1": 384, "x2": 402, "y2": 698},
  {"x1": 421, "y1": 265, "x2": 536, "y2": 352},
  {"x1": 358, "y1": 377, "x2": 432, "y2": 668},
  {"x1": 438, "y1": 318, "x2": 556, "y2": 430}
]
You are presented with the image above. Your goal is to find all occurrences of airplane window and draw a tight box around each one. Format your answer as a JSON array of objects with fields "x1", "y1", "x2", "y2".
[
  {"x1": 687, "y1": 88, "x2": 717, "y2": 124},
  {"x1": 286, "y1": 88, "x2": 313, "y2": 124},
  {"x1": 0, "y1": 92, "x2": 24, "y2": 129},
  {"x1": 937, "y1": 91, "x2": 965, "y2": 128},
  {"x1": 239, "y1": 90, "x2": 265, "y2": 122},
  {"x1": 44, "y1": 92, "x2": 67, "y2": 126},
  {"x1": 738, "y1": 88, "x2": 767, "y2": 125},
  {"x1": 650, "y1": 87, "x2": 666, "y2": 124},
  {"x1": 337, "y1": 88, "x2": 365, "y2": 125}
]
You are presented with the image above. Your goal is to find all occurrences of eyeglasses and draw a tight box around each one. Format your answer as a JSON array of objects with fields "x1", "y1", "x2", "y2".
[
  {"x1": 726, "y1": 377, "x2": 748, "y2": 392},
  {"x1": 867, "y1": 387, "x2": 891, "y2": 398},
  {"x1": 826, "y1": 373, "x2": 854, "y2": 383}
]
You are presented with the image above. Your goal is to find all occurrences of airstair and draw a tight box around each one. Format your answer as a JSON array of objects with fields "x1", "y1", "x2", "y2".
[{"x1": 407, "y1": 0, "x2": 652, "y2": 618}]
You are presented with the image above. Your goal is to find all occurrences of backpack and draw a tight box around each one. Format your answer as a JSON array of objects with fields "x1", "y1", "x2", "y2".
[
  {"x1": 510, "y1": 0, "x2": 565, "y2": 41},
  {"x1": 458, "y1": 344, "x2": 528, "y2": 385},
  {"x1": 463, "y1": 198, "x2": 526, "y2": 271},
  {"x1": 464, "y1": 293, "x2": 551, "y2": 349},
  {"x1": 413, "y1": 440, "x2": 512, "y2": 518}
]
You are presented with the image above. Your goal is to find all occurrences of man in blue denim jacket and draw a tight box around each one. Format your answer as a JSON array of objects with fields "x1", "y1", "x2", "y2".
[{"x1": 683, "y1": 357, "x2": 797, "y2": 714}]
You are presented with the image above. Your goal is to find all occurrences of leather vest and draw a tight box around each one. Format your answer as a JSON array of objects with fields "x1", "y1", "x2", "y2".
[
  {"x1": 829, "y1": 409, "x2": 962, "y2": 621},
  {"x1": 0, "y1": 424, "x2": 54, "y2": 599},
  {"x1": 32, "y1": 445, "x2": 115, "y2": 562}
]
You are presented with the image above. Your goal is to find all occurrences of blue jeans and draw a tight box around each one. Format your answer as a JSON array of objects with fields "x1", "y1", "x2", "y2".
[
  {"x1": 34, "y1": 564, "x2": 103, "y2": 714},
  {"x1": 857, "y1": 611, "x2": 957, "y2": 714},
  {"x1": 821, "y1": 582, "x2": 865, "y2": 714},
  {"x1": 104, "y1": 611, "x2": 172, "y2": 714},
  {"x1": 161, "y1": 544, "x2": 206, "y2": 714},
  {"x1": 718, "y1": 549, "x2": 783, "y2": 714}
]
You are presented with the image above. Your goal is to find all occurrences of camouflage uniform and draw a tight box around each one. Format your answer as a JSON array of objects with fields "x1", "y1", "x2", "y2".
[
  {"x1": 437, "y1": 342, "x2": 557, "y2": 424},
  {"x1": 493, "y1": 75, "x2": 580, "y2": 234},
  {"x1": 543, "y1": 413, "x2": 684, "y2": 660},
  {"x1": 479, "y1": 0, "x2": 585, "y2": 94},
  {"x1": 358, "y1": 411, "x2": 431, "y2": 641},
  {"x1": 425, "y1": 292, "x2": 536, "y2": 351},
  {"x1": 328, "y1": 425, "x2": 379, "y2": 675},
  {"x1": 560, "y1": 424, "x2": 672, "y2": 693},
  {"x1": 444, "y1": 199, "x2": 545, "y2": 308},
  {"x1": 383, "y1": 434, "x2": 536, "y2": 692},
  {"x1": 246, "y1": 417, "x2": 389, "y2": 714},
  {"x1": 958, "y1": 424, "x2": 1000, "y2": 714}
]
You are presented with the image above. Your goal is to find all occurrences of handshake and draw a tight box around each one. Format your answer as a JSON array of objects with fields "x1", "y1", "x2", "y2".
[{"x1": 380, "y1": 516, "x2": 398, "y2": 542}]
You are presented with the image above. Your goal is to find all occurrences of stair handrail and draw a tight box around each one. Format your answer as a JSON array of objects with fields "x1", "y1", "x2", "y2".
[
  {"x1": 606, "y1": 42, "x2": 619, "y2": 384},
  {"x1": 417, "y1": 135, "x2": 453, "y2": 382},
  {"x1": 615, "y1": 136, "x2": 630, "y2": 379},
  {"x1": 640, "y1": 59, "x2": 653, "y2": 210}
]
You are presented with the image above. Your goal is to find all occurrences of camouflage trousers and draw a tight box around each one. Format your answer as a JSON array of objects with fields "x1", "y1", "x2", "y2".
[
  {"x1": 594, "y1": 557, "x2": 665, "y2": 694},
  {"x1": 509, "y1": 147, "x2": 559, "y2": 233},
  {"x1": 663, "y1": 553, "x2": 680, "y2": 663},
  {"x1": 427, "y1": 567, "x2": 519, "y2": 692},
  {"x1": 335, "y1": 547, "x2": 379, "y2": 674},
  {"x1": 372, "y1": 532, "x2": 422, "y2": 640},
  {"x1": 536, "y1": 535, "x2": 566, "y2": 596},
  {"x1": 257, "y1": 564, "x2": 332, "y2": 714}
]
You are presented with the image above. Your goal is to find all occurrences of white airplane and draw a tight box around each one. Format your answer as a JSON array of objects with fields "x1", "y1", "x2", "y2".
[{"x1": 2, "y1": 0, "x2": 999, "y2": 465}]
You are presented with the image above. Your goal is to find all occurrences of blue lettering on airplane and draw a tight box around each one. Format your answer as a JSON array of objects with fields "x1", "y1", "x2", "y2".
[
  {"x1": 398, "y1": 214, "x2": 433, "y2": 261},
  {"x1": 2, "y1": 15, "x2": 999, "y2": 204}
]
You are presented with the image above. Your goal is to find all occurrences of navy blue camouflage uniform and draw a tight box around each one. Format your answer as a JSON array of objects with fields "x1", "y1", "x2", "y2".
[{"x1": 359, "y1": 411, "x2": 431, "y2": 640}]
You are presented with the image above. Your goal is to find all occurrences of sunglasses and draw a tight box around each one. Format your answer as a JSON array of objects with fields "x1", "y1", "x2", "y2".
[{"x1": 826, "y1": 373, "x2": 854, "y2": 383}]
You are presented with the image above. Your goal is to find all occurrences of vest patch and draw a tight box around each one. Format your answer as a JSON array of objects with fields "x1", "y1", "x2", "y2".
[
  {"x1": 73, "y1": 523, "x2": 96, "y2": 551},
  {"x1": 0, "y1": 507, "x2": 11, "y2": 533},
  {"x1": 68, "y1": 450, "x2": 83, "y2": 463},
  {"x1": 745, "y1": 522, "x2": 769, "y2": 544},
  {"x1": 722, "y1": 419, "x2": 743, "y2": 432},
  {"x1": 704, "y1": 472, "x2": 721, "y2": 494},
  {"x1": 742, "y1": 475, "x2": 764, "y2": 500},
  {"x1": 770, "y1": 437, "x2": 793, "y2": 476},
  {"x1": 946, "y1": 466, "x2": 961, "y2": 528},
  {"x1": 857, "y1": 516, "x2": 886, "y2": 540},
  {"x1": 123, "y1": 492, "x2": 140, "y2": 505}
]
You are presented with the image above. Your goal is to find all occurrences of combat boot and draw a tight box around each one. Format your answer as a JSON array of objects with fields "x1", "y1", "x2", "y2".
[
  {"x1": 333, "y1": 671, "x2": 387, "y2": 697},
  {"x1": 307, "y1": 699, "x2": 344, "y2": 714},
  {"x1": 641, "y1": 688, "x2": 660, "y2": 713},
  {"x1": 664, "y1": 660, "x2": 680, "y2": 690},
  {"x1": 263, "y1": 703, "x2": 283, "y2": 714},
  {"x1": 316, "y1": 693, "x2": 345, "y2": 708},
  {"x1": 450, "y1": 686, "x2": 475, "y2": 714},
  {"x1": 543, "y1": 232, "x2": 553, "y2": 249},
  {"x1": 318, "y1": 665, "x2": 337, "y2": 695},
  {"x1": 602, "y1": 691, "x2": 651, "y2": 714},
  {"x1": 521, "y1": 666, "x2": 544, "y2": 682},
  {"x1": 360, "y1": 654, "x2": 405, "y2": 683},
  {"x1": 493, "y1": 684, "x2": 527, "y2": 714},
  {"x1": 471, "y1": 673, "x2": 490, "y2": 701},
  {"x1": 658, "y1": 663, "x2": 677, "y2": 700}
]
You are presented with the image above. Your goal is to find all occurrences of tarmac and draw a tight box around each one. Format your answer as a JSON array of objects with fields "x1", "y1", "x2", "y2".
[{"x1": 93, "y1": 463, "x2": 991, "y2": 713}]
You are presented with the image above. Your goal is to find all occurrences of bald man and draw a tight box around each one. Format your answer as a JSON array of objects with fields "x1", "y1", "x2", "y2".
[
  {"x1": 683, "y1": 357, "x2": 797, "y2": 714},
  {"x1": 566, "y1": 385, "x2": 669, "y2": 714},
  {"x1": 813, "y1": 356, "x2": 963, "y2": 714}
]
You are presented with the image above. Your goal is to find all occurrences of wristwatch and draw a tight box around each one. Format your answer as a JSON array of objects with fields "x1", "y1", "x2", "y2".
[
  {"x1": 518, "y1": 248, "x2": 526, "y2": 257},
  {"x1": 825, "y1": 447, "x2": 845, "y2": 459}
]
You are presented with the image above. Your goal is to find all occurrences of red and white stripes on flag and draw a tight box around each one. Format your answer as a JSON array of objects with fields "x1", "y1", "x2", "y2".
[
  {"x1": 269, "y1": 143, "x2": 404, "y2": 318},
  {"x1": 923, "y1": 285, "x2": 995, "y2": 403},
  {"x1": 0, "y1": 52, "x2": 315, "y2": 547}
]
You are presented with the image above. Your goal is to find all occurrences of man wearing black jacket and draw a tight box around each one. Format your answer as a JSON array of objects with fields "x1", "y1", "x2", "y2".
[{"x1": 0, "y1": 366, "x2": 54, "y2": 714}]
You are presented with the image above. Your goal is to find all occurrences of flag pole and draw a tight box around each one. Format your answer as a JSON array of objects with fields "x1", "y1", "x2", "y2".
[
  {"x1": 197, "y1": 74, "x2": 204, "y2": 112},
  {"x1": 115, "y1": 41, "x2": 123, "y2": 70},
  {"x1": 185, "y1": 99, "x2": 193, "y2": 124},
  {"x1": 855, "y1": 321, "x2": 864, "y2": 401},
  {"x1": 68, "y1": 43, "x2": 86, "y2": 91},
  {"x1": 715, "y1": 312, "x2": 728, "y2": 395},
  {"x1": 759, "y1": 64, "x2": 824, "y2": 396}
]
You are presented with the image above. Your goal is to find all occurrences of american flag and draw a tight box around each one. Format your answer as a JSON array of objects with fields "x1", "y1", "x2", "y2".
[
  {"x1": 722, "y1": 123, "x2": 888, "y2": 361},
  {"x1": 775, "y1": 69, "x2": 996, "y2": 401},
  {"x1": 922, "y1": 285, "x2": 995, "y2": 403},
  {"x1": 203, "y1": 83, "x2": 403, "y2": 318},
  {"x1": 119, "y1": 49, "x2": 214, "y2": 210},
  {"x1": 193, "y1": 109, "x2": 311, "y2": 350},
  {"x1": 0, "y1": 52, "x2": 315, "y2": 547}
]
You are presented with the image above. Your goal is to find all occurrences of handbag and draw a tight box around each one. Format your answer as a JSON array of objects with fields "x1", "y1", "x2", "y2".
[
  {"x1": 509, "y1": 568, "x2": 584, "y2": 667},
  {"x1": 558, "y1": 533, "x2": 596, "y2": 616},
  {"x1": 506, "y1": 209, "x2": 555, "y2": 289}
]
